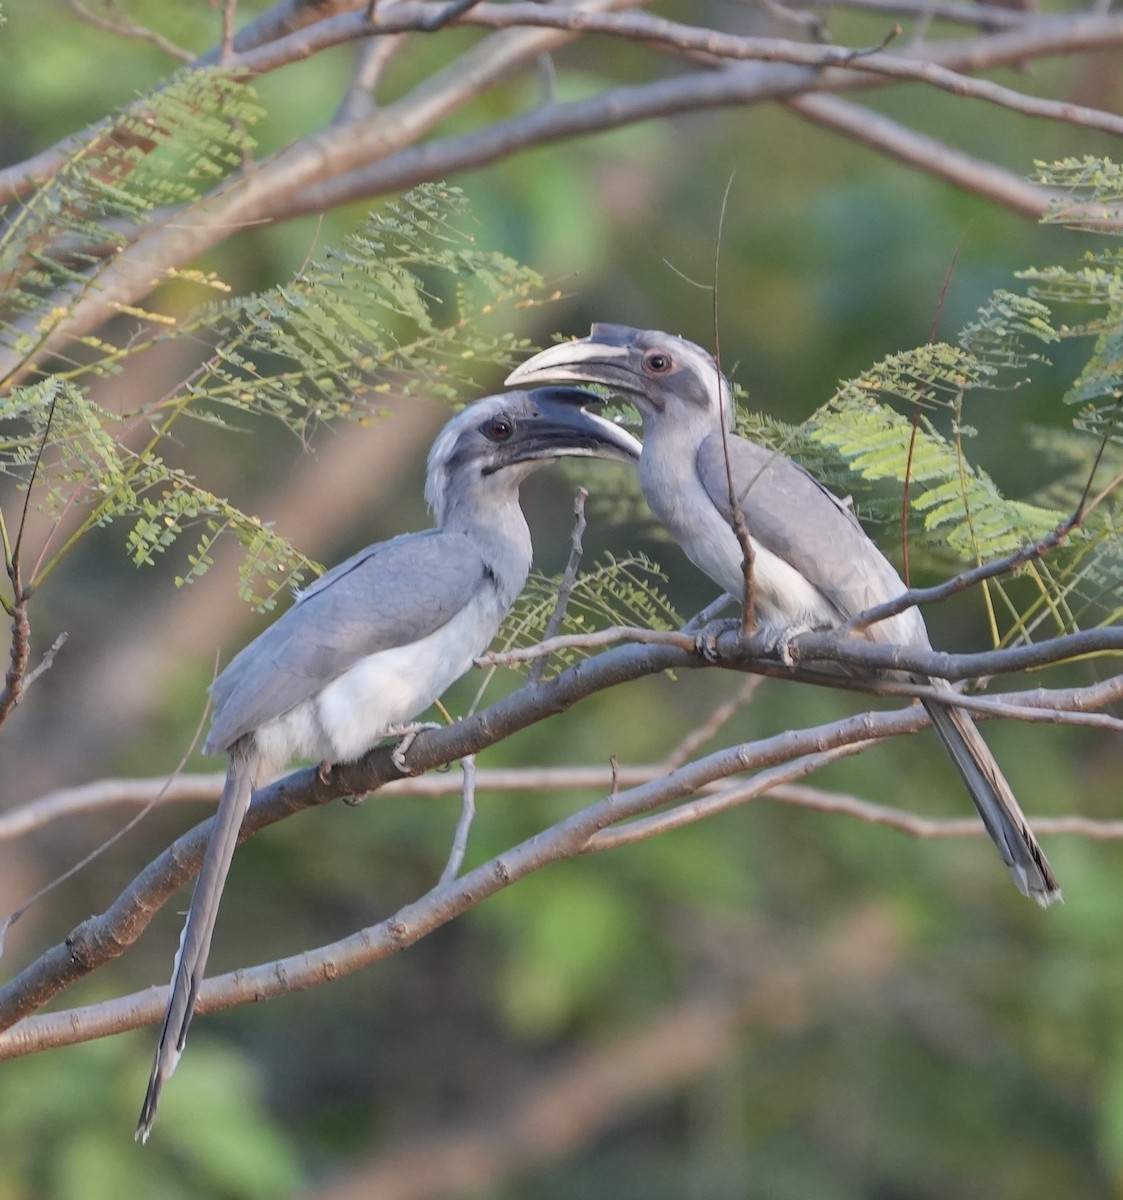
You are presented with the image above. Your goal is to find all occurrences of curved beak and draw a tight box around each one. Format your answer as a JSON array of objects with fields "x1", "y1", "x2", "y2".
[
  {"x1": 503, "y1": 386, "x2": 641, "y2": 467},
  {"x1": 505, "y1": 326, "x2": 645, "y2": 395}
]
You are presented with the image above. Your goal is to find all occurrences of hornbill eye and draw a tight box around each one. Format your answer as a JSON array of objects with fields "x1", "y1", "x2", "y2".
[
  {"x1": 643, "y1": 350, "x2": 673, "y2": 375},
  {"x1": 481, "y1": 416, "x2": 514, "y2": 442}
]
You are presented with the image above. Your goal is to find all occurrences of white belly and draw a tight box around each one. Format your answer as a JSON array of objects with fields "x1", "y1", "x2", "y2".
[{"x1": 253, "y1": 593, "x2": 502, "y2": 771}]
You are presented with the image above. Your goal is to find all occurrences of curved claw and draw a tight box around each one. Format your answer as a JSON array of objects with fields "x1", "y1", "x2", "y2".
[
  {"x1": 760, "y1": 621, "x2": 814, "y2": 669},
  {"x1": 387, "y1": 721, "x2": 443, "y2": 774},
  {"x1": 693, "y1": 618, "x2": 741, "y2": 663}
]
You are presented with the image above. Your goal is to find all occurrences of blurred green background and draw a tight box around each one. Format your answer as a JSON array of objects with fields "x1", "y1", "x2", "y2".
[{"x1": 1, "y1": 1, "x2": 1121, "y2": 1197}]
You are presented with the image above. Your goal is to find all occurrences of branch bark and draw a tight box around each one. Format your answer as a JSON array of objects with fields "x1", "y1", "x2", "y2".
[
  {"x1": 5, "y1": 4, "x2": 1123, "y2": 384},
  {"x1": 0, "y1": 615, "x2": 1118, "y2": 1049}
]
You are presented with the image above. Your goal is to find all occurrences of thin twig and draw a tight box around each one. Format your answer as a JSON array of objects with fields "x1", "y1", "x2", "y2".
[
  {"x1": 661, "y1": 675, "x2": 764, "y2": 770},
  {"x1": 438, "y1": 755, "x2": 477, "y2": 884},
  {"x1": 1085, "y1": 468, "x2": 1123, "y2": 518},
  {"x1": 710, "y1": 174, "x2": 758, "y2": 636},
  {"x1": 530, "y1": 488, "x2": 589, "y2": 684},
  {"x1": 588, "y1": 738, "x2": 886, "y2": 850},
  {"x1": 682, "y1": 594, "x2": 737, "y2": 631},
  {"x1": 64, "y1": 0, "x2": 194, "y2": 62},
  {"x1": 0, "y1": 695, "x2": 211, "y2": 957},
  {"x1": 840, "y1": 513, "x2": 1082, "y2": 635},
  {"x1": 480, "y1": 625, "x2": 696, "y2": 666},
  {"x1": 901, "y1": 231, "x2": 968, "y2": 586},
  {"x1": 0, "y1": 602, "x2": 29, "y2": 728},
  {"x1": 418, "y1": 0, "x2": 487, "y2": 32},
  {"x1": 1075, "y1": 395, "x2": 1123, "y2": 521},
  {"x1": 758, "y1": 784, "x2": 1123, "y2": 841},
  {"x1": 22, "y1": 633, "x2": 69, "y2": 691},
  {"x1": 781, "y1": 0, "x2": 1031, "y2": 27},
  {"x1": 334, "y1": 31, "x2": 408, "y2": 123},
  {"x1": 221, "y1": 0, "x2": 238, "y2": 64}
]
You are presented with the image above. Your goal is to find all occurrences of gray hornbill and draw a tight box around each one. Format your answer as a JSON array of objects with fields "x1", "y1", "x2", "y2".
[
  {"x1": 507, "y1": 325, "x2": 1060, "y2": 907},
  {"x1": 137, "y1": 387, "x2": 642, "y2": 1141}
]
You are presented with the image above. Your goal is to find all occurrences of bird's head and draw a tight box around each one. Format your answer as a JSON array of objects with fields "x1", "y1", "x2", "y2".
[
  {"x1": 505, "y1": 325, "x2": 733, "y2": 434},
  {"x1": 425, "y1": 387, "x2": 641, "y2": 521}
]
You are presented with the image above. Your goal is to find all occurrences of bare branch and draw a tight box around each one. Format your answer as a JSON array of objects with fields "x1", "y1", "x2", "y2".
[
  {"x1": 221, "y1": 0, "x2": 239, "y2": 63},
  {"x1": 589, "y1": 738, "x2": 887, "y2": 851},
  {"x1": 840, "y1": 514, "x2": 1083, "y2": 635},
  {"x1": 333, "y1": 32, "x2": 409, "y2": 123},
  {"x1": 5, "y1": 663, "x2": 1114, "y2": 1061},
  {"x1": 759, "y1": 784, "x2": 1123, "y2": 841},
  {"x1": 774, "y1": 624, "x2": 1123, "y2": 680},
  {"x1": 481, "y1": 626, "x2": 695, "y2": 665},
  {"x1": 0, "y1": 614, "x2": 1116, "y2": 1051},
  {"x1": 21, "y1": 633, "x2": 69, "y2": 691},
  {"x1": 438, "y1": 755, "x2": 478, "y2": 884},
  {"x1": 787, "y1": 93, "x2": 1104, "y2": 223},
  {"x1": 529, "y1": 487, "x2": 588, "y2": 684},
  {"x1": 8, "y1": 663, "x2": 1119, "y2": 843},
  {"x1": 64, "y1": 0, "x2": 194, "y2": 62},
  {"x1": 484, "y1": 619, "x2": 1123, "y2": 683},
  {"x1": 0, "y1": 774, "x2": 228, "y2": 842},
  {"x1": 5, "y1": 4, "x2": 1123, "y2": 226},
  {"x1": 0, "y1": 701, "x2": 955, "y2": 1052},
  {"x1": 0, "y1": 593, "x2": 31, "y2": 731},
  {"x1": 783, "y1": 0, "x2": 1032, "y2": 27},
  {"x1": 0, "y1": 0, "x2": 648, "y2": 382},
  {"x1": 283, "y1": 23, "x2": 1123, "y2": 223},
  {"x1": 0, "y1": 634, "x2": 692, "y2": 1031},
  {"x1": 661, "y1": 675, "x2": 764, "y2": 770}
]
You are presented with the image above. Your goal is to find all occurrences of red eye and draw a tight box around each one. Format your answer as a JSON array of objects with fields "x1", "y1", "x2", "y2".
[
  {"x1": 481, "y1": 417, "x2": 513, "y2": 442},
  {"x1": 643, "y1": 350, "x2": 673, "y2": 374}
]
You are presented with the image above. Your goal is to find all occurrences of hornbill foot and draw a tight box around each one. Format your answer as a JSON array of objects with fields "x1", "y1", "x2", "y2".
[
  {"x1": 386, "y1": 721, "x2": 442, "y2": 774},
  {"x1": 322, "y1": 761, "x2": 365, "y2": 807},
  {"x1": 694, "y1": 618, "x2": 741, "y2": 663},
  {"x1": 763, "y1": 622, "x2": 815, "y2": 668}
]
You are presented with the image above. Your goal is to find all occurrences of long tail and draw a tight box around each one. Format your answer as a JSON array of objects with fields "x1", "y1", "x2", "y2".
[
  {"x1": 922, "y1": 694, "x2": 1061, "y2": 906},
  {"x1": 136, "y1": 745, "x2": 256, "y2": 1142}
]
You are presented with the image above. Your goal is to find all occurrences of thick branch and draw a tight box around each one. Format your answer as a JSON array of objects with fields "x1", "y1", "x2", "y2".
[
  {"x1": 0, "y1": 636, "x2": 687, "y2": 1031},
  {"x1": 0, "y1": 0, "x2": 644, "y2": 383},
  {"x1": 0, "y1": 701, "x2": 961, "y2": 1053},
  {"x1": 3, "y1": 609, "x2": 1120, "y2": 1043},
  {"x1": 788, "y1": 94, "x2": 1073, "y2": 222},
  {"x1": 0, "y1": 593, "x2": 31, "y2": 730},
  {"x1": 281, "y1": 18, "x2": 1123, "y2": 219},
  {"x1": 4, "y1": 7, "x2": 1123, "y2": 381}
]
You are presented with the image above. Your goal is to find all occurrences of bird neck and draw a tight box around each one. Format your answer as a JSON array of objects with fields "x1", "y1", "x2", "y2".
[{"x1": 438, "y1": 473, "x2": 534, "y2": 581}]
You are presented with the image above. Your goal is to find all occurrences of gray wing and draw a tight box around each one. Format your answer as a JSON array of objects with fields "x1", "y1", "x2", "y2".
[
  {"x1": 696, "y1": 432, "x2": 916, "y2": 636},
  {"x1": 205, "y1": 528, "x2": 489, "y2": 752}
]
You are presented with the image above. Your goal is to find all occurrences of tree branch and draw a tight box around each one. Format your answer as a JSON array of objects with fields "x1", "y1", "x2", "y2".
[
  {"x1": 4, "y1": 6, "x2": 1123, "y2": 385},
  {"x1": 2, "y1": 617, "x2": 1119, "y2": 1045},
  {"x1": 529, "y1": 487, "x2": 588, "y2": 685},
  {"x1": 6, "y1": 661, "x2": 1119, "y2": 843},
  {"x1": 0, "y1": 699, "x2": 989, "y2": 1054},
  {"x1": 64, "y1": 0, "x2": 194, "y2": 61}
]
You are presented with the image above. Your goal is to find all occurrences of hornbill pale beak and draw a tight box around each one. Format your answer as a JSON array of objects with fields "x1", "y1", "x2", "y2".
[{"x1": 505, "y1": 327, "x2": 646, "y2": 396}]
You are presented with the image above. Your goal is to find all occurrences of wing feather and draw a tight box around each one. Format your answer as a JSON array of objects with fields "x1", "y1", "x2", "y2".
[
  {"x1": 695, "y1": 433, "x2": 923, "y2": 644},
  {"x1": 205, "y1": 528, "x2": 490, "y2": 752}
]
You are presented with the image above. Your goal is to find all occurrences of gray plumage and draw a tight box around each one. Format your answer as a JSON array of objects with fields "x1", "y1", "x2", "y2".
[
  {"x1": 137, "y1": 388, "x2": 641, "y2": 1142},
  {"x1": 507, "y1": 325, "x2": 1060, "y2": 907}
]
